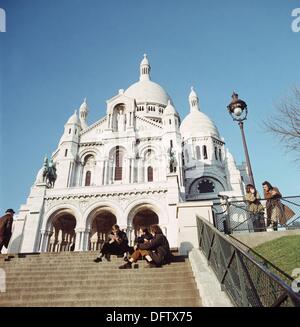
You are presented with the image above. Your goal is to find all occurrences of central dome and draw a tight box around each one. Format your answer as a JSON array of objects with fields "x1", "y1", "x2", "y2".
[
  {"x1": 125, "y1": 79, "x2": 170, "y2": 106},
  {"x1": 124, "y1": 54, "x2": 171, "y2": 106}
]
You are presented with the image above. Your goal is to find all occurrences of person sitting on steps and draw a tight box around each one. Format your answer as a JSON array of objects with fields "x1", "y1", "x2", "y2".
[
  {"x1": 94, "y1": 224, "x2": 129, "y2": 263},
  {"x1": 119, "y1": 224, "x2": 171, "y2": 269},
  {"x1": 124, "y1": 227, "x2": 153, "y2": 262}
]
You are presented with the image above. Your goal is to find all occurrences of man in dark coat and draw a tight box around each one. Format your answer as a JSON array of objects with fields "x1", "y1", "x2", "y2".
[
  {"x1": 0, "y1": 209, "x2": 15, "y2": 253},
  {"x1": 94, "y1": 224, "x2": 129, "y2": 262},
  {"x1": 119, "y1": 224, "x2": 171, "y2": 269}
]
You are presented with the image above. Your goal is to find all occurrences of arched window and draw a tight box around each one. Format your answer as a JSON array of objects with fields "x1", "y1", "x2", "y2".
[
  {"x1": 185, "y1": 150, "x2": 189, "y2": 163},
  {"x1": 68, "y1": 128, "x2": 71, "y2": 134},
  {"x1": 147, "y1": 166, "x2": 153, "y2": 182},
  {"x1": 197, "y1": 179, "x2": 215, "y2": 193},
  {"x1": 195, "y1": 146, "x2": 201, "y2": 160},
  {"x1": 85, "y1": 171, "x2": 91, "y2": 186},
  {"x1": 203, "y1": 145, "x2": 208, "y2": 159},
  {"x1": 114, "y1": 146, "x2": 123, "y2": 181},
  {"x1": 215, "y1": 147, "x2": 218, "y2": 160},
  {"x1": 65, "y1": 149, "x2": 68, "y2": 157},
  {"x1": 219, "y1": 149, "x2": 222, "y2": 161}
]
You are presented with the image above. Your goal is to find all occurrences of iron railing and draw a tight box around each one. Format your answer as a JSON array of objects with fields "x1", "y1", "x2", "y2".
[
  {"x1": 213, "y1": 196, "x2": 300, "y2": 233},
  {"x1": 197, "y1": 215, "x2": 300, "y2": 307}
]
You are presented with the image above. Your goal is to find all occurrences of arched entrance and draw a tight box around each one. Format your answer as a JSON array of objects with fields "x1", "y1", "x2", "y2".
[
  {"x1": 89, "y1": 208, "x2": 117, "y2": 251},
  {"x1": 132, "y1": 209, "x2": 159, "y2": 230},
  {"x1": 47, "y1": 210, "x2": 77, "y2": 252}
]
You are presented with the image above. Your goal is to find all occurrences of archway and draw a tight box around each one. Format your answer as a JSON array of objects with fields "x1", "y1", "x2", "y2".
[
  {"x1": 132, "y1": 209, "x2": 159, "y2": 230},
  {"x1": 89, "y1": 208, "x2": 117, "y2": 251},
  {"x1": 47, "y1": 210, "x2": 77, "y2": 252}
]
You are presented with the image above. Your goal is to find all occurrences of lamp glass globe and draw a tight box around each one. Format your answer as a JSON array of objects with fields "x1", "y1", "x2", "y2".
[{"x1": 234, "y1": 107, "x2": 243, "y2": 117}]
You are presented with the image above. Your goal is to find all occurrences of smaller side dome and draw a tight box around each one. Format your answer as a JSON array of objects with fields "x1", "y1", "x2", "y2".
[
  {"x1": 66, "y1": 110, "x2": 80, "y2": 125},
  {"x1": 163, "y1": 100, "x2": 177, "y2": 116}
]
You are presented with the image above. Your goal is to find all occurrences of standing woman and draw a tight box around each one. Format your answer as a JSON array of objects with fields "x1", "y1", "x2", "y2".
[
  {"x1": 245, "y1": 184, "x2": 266, "y2": 232},
  {"x1": 262, "y1": 181, "x2": 285, "y2": 231}
]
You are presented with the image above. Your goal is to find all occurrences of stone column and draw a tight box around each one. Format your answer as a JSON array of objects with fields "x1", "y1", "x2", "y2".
[
  {"x1": 38, "y1": 230, "x2": 46, "y2": 252},
  {"x1": 108, "y1": 159, "x2": 113, "y2": 184},
  {"x1": 130, "y1": 159, "x2": 135, "y2": 183},
  {"x1": 74, "y1": 229, "x2": 82, "y2": 251},
  {"x1": 99, "y1": 160, "x2": 104, "y2": 185},
  {"x1": 84, "y1": 230, "x2": 91, "y2": 251},
  {"x1": 125, "y1": 158, "x2": 130, "y2": 184},
  {"x1": 103, "y1": 160, "x2": 108, "y2": 185},
  {"x1": 79, "y1": 162, "x2": 84, "y2": 186}
]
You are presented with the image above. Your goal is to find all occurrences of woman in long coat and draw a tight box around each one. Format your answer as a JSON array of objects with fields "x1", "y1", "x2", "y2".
[{"x1": 262, "y1": 181, "x2": 295, "y2": 231}]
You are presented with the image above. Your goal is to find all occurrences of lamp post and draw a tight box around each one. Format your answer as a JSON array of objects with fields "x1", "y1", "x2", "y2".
[{"x1": 227, "y1": 92, "x2": 255, "y2": 187}]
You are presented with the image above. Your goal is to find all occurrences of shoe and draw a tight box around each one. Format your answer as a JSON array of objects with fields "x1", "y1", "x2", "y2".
[
  {"x1": 94, "y1": 257, "x2": 102, "y2": 263},
  {"x1": 145, "y1": 262, "x2": 158, "y2": 268},
  {"x1": 119, "y1": 262, "x2": 132, "y2": 269},
  {"x1": 123, "y1": 256, "x2": 129, "y2": 262},
  {"x1": 104, "y1": 254, "x2": 111, "y2": 262}
]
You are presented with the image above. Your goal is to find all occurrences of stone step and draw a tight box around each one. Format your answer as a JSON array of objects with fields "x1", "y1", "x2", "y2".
[
  {"x1": 1, "y1": 257, "x2": 187, "y2": 263},
  {"x1": 0, "y1": 296, "x2": 202, "y2": 307},
  {"x1": 0, "y1": 258, "x2": 188, "y2": 266},
  {"x1": 3, "y1": 264, "x2": 192, "y2": 275},
  {"x1": 1, "y1": 263, "x2": 190, "y2": 273},
  {"x1": 4, "y1": 273, "x2": 195, "y2": 284},
  {"x1": 0, "y1": 287, "x2": 200, "y2": 302},
  {"x1": 4, "y1": 281, "x2": 197, "y2": 294},
  {"x1": 3, "y1": 268, "x2": 192, "y2": 279},
  {"x1": 5, "y1": 276, "x2": 197, "y2": 288},
  {"x1": 0, "y1": 257, "x2": 187, "y2": 265}
]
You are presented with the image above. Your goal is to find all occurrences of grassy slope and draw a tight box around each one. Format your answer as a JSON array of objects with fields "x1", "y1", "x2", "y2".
[{"x1": 254, "y1": 236, "x2": 300, "y2": 276}]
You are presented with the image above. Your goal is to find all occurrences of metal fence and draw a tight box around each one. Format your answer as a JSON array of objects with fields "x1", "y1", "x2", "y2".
[
  {"x1": 197, "y1": 215, "x2": 300, "y2": 307},
  {"x1": 213, "y1": 196, "x2": 300, "y2": 233}
]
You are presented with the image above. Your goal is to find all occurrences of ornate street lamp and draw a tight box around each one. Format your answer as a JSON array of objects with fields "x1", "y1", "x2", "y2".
[{"x1": 227, "y1": 92, "x2": 255, "y2": 187}]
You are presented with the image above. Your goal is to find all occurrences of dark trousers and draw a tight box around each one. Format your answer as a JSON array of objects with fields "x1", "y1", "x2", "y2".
[{"x1": 100, "y1": 242, "x2": 128, "y2": 256}]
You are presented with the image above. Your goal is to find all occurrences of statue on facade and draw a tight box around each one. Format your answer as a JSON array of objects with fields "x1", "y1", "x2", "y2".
[
  {"x1": 168, "y1": 147, "x2": 177, "y2": 173},
  {"x1": 35, "y1": 156, "x2": 57, "y2": 187},
  {"x1": 47, "y1": 159, "x2": 57, "y2": 188},
  {"x1": 117, "y1": 109, "x2": 125, "y2": 132}
]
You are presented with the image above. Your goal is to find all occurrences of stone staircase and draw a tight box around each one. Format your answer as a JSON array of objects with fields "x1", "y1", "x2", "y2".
[{"x1": 0, "y1": 251, "x2": 202, "y2": 307}]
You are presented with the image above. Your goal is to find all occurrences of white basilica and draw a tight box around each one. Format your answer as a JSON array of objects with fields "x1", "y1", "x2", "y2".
[{"x1": 9, "y1": 55, "x2": 248, "y2": 254}]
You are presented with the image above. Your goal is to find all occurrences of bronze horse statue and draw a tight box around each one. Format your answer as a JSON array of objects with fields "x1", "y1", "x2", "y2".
[{"x1": 43, "y1": 157, "x2": 57, "y2": 188}]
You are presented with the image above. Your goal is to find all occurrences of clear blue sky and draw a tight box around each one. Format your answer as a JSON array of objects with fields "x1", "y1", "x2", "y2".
[{"x1": 0, "y1": 0, "x2": 300, "y2": 213}]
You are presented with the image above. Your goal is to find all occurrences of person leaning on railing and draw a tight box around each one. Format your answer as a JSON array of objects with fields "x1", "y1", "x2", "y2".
[
  {"x1": 245, "y1": 185, "x2": 266, "y2": 232},
  {"x1": 262, "y1": 181, "x2": 295, "y2": 231}
]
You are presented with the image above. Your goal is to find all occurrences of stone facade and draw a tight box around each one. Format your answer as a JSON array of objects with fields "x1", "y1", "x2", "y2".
[{"x1": 8, "y1": 55, "x2": 247, "y2": 254}]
